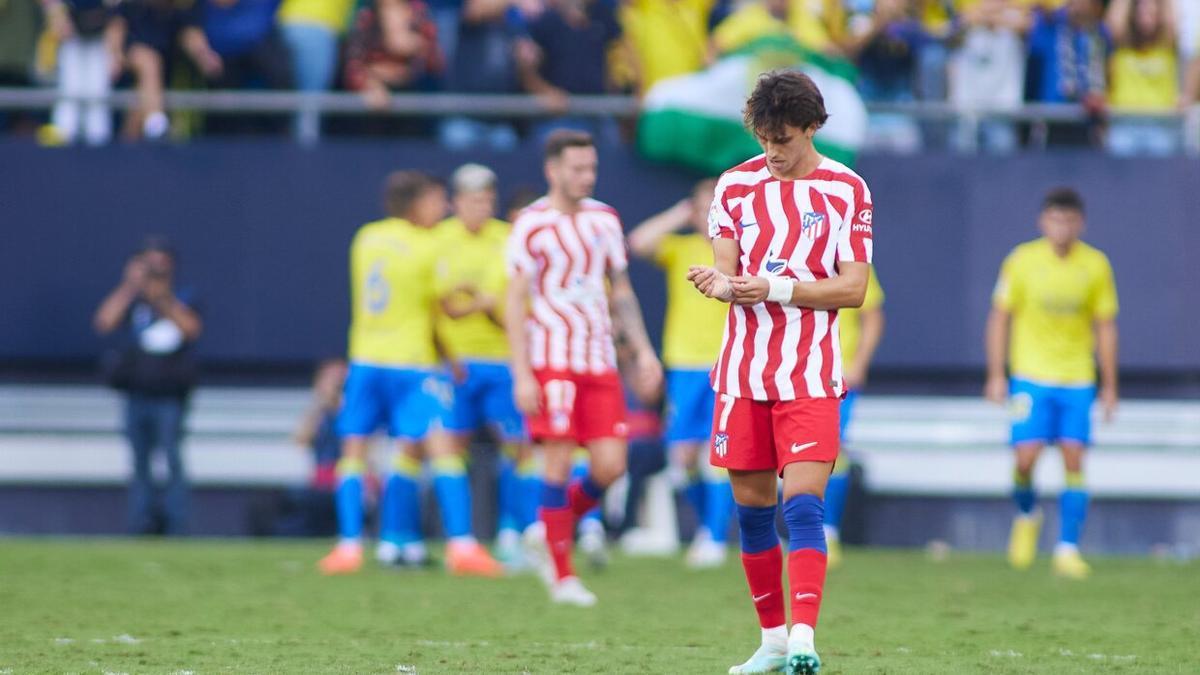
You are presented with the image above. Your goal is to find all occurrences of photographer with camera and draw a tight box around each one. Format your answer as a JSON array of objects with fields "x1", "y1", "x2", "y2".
[{"x1": 94, "y1": 237, "x2": 203, "y2": 536}]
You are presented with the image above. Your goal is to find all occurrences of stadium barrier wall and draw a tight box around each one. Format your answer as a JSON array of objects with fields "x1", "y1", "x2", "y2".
[{"x1": 2, "y1": 140, "x2": 1198, "y2": 373}]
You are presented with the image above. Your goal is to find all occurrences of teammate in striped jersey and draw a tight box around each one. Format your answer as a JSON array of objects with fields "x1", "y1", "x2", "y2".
[
  {"x1": 688, "y1": 71, "x2": 874, "y2": 675},
  {"x1": 505, "y1": 130, "x2": 663, "y2": 607}
]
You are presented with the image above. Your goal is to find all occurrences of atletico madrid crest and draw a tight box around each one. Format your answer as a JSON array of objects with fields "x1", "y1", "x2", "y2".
[
  {"x1": 713, "y1": 433, "x2": 729, "y2": 458},
  {"x1": 801, "y1": 211, "x2": 826, "y2": 239}
]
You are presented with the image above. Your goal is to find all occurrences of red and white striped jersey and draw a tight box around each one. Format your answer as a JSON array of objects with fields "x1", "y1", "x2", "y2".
[
  {"x1": 708, "y1": 155, "x2": 874, "y2": 401},
  {"x1": 507, "y1": 197, "x2": 628, "y2": 374}
]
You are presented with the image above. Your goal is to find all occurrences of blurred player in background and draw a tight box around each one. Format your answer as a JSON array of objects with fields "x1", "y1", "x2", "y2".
[
  {"x1": 506, "y1": 130, "x2": 662, "y2": 606},
  {"x1": 319, "y1": 170, "x2": 501, "y2": 577},
  {"x1": 435, "y1": 163, "x2": 539, "y2": 569},
  {"x1": 689, "y1": 71, "x2": 874, "y2": 674},
  {"x1": 628, "y1": 177, "x2": 735, "y2": 569},
  {"x1": 821, "y1": 269, "x2": 884, "y2": 568},
  {"x1": 986, "y1": 187, "x2": 1118, "y2": 580}
]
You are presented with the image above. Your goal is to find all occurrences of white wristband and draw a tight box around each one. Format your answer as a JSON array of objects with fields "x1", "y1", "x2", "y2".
[{"x1": 766, "y1": 277, "x2": 793, "y2": 304}]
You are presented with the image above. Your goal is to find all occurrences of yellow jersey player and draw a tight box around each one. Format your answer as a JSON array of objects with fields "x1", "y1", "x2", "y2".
[
  {"x1": 628, "y1": 178, "x2": 735, "y2": 569},
  {"x1": 434, "y1": 164, "x2": 539, "y2": 569},
  {"x1": 985, "y1": 187, "x2": 1119, "y2": 580},
  {"x1": 319, "y1": 171, "x2": 500, "y2": 577},
  {"x1": 821, "y1": 268, "x2": 883, "y2": 568}
]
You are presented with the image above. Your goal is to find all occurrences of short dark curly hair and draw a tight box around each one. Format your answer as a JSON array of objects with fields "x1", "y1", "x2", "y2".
[
  {"x1": 744, "y1": 69, "x2": 829, "y2": 140},
  {"x1": 1041, "y1": 187, "x2": 1085, "y2": 214}
]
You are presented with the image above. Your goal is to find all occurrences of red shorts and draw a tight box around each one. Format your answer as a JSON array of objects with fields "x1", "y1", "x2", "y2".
[
  {"x1": 709, "y1": 394, "x2": 840, "y2": 473},
  {"x1": 528, "y1": 369, "x2": 628, "y2": 444}
]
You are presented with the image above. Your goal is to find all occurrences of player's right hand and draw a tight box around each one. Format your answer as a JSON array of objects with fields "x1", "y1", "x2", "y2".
[
  {"x1": 984, "y1": 375, "x2": 1008, "y2": 406},
  {"x1": 687, "y1": 266, "x2": 733, "y2": 301},
  {"x1": 513, "y1": 372, "x2": 541, "y2": 415}
]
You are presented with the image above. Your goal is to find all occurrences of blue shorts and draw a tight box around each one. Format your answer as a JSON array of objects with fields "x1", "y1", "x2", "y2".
[
  {"x1": 336, "y1": 363, "x2": 443, "y2": 440},
  {"x1": 1009, "y1": 378, "x2": 1096, "y2": 446},
  {"x1": 839, "y1": 390, "x2": 859, "y2": 440},
  {"x1": 664, "y1": 368, "x2": 715, "y2": 444},
  {"x1": 439, "y1": 361, "x2": 526, "y2": 442}
]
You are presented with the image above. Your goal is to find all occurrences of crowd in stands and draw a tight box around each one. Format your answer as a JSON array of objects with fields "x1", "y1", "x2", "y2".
[{"x1": 1, "y1": 0, "x2": 1199, "y2": 153}]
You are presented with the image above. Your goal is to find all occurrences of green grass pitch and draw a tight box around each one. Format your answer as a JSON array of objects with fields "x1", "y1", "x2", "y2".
[{"x1": 1, "y1": 539, "x2": 1197, "y2": 673}]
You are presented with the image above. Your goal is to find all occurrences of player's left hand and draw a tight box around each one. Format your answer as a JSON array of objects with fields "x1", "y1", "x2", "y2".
[
  {"x1": 729, "y1": 276, "x2": 769, "y2": 305},
  {"x1": 1100, "y1": 384, "x2": 1118, "y2": 422},
  {"x1": 632, "y1": 347, "x2": 663, "y2": 405}
]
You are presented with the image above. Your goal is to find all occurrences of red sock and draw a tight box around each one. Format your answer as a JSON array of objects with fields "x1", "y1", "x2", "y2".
[
  {"x1": 540, "y1": 506, "x2": 575, "y2": 580},
  {"x1": 740, "y1": 546, "x2": 786, "y2": 628},
  {"x1": 567, "y1": 480, "x2": 600, "y2": 518},
  {"x1": 788, "y1": 549, "x2": 827, "y2": 628}
]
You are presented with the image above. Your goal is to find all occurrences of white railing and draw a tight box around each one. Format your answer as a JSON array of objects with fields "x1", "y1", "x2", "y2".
[{"x1": 2, "y1": 87, "x2": 1198, "y2": 155}]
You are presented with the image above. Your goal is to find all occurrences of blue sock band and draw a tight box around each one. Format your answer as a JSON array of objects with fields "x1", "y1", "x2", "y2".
[
  {"x1": 335, "y1": 473, "x2": 364, "y2": 540},
  {"x1": 823, "y1": 473, "x2": 850, "y2": 529},
  {"x1": 783, "y1": 494, "x2": 827, "y2": 553},
  {"x1": 1014, "y1": 486, "x2": 1036, "y2": 515},
  {"x1": 520, "y1": 474, "x2": 542, "y2": 528},
  {"x1": 736, "y1": 504, "x2": 780, "y2": 554},
  {"x1": 581, "y1": 475, "x2": 605, "y2": 501},
  {"x1": 432, "y1": 464, "x2": 472, "y2": 539},
  {"x1": 702, "y1": 480, "x2": 734, "y2": 544},
  {"x1": 1059, "y1": 489, "x2": 1089, "y2": 545},
  {"x1": 379, "y1": 473, "x2": 421, "y2": 544},
  {"x1": 497, "y1": 457, "x2": 519, "y2": 532},
  {"x1": 582, "y1": 508, "x2": 602, "y2": 523},
  {"x1": 684, "y1": 479, "x2": 706, "y2": 523},
  {"x1": 542, "y1": 482, "x2": 567, "y2": 509}
]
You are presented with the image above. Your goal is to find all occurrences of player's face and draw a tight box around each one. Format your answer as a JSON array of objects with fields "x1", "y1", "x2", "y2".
[
  {"x1": 547, "y1": 146, "x2": 598, "y2": 203},
  {"x1": 454, "y1": 188, "x2": 496, "y2": 226},
  {"x1": 1038, "y1": 207, "x2": 1084, "y2": 248},
  {"x1": 411, "y1": 186, "x2": 448, "y2": 228},
  {"x1": 756, "y1": 124, "x2": 817, "y2": 179}
]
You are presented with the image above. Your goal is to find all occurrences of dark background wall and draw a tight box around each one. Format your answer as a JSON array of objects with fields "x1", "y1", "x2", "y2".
[{"x1": 2, "y1": 140, "x2": 1197, "y2": 373}]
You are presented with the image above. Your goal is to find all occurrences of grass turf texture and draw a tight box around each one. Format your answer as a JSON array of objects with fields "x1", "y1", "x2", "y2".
[{"x1": 1, "y1": 540, "x2": 1197, "y2": 674}]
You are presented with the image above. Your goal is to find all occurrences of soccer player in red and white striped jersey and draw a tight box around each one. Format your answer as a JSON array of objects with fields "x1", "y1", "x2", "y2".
[
  {"x1": 505, "y1": 130, "x2": 662, "y2": 607},
  {"x1": 688, "y1": 71, "x2": 874, "y2": 675}
]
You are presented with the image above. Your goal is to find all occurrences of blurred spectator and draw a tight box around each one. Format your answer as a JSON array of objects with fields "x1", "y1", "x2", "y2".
[
  {"x1": 277, "y1": 0, "x2": 355, "y2": 141},
  {"x1": 914, "y1": 0, "x2": 956, "y2": 101},
  {"x1": 516, "y1": 0, "x2": 622, "y2": 140},
  {"x1": 439, "y1": 0, "x2": 524, "y2": 150},
  {"x1": 39, "y1": 0, "x2": 120, "y2": 146},
  {"x1": 616, "y1": 0, "x2": 719, "y2": 95},
  {"x1": 1175, "y1": 0, "x2": 1199, "y2": 62},
  {"x1": 844, "y1": 0, "x2": 931, "y2": 152},
  {"x1": 710, "y1": 0, "x2": 846, "y2": 56},
  {"x1": 113, "y1": 0, "x2": 222, "y2": 141},
  {"x1": 0, "y1": 0, "x2": 44, "y2": 136},
  {"x1": 1185, "y1": 52, "x2": 1200, "y2": 109},
  {"x1": 94, "y1": 237, "x2": 203, "y2": 536},
  {"x1": 203, "y1": 0, "x2": 293, "y2": 90},
  {"x1": 1105, "y1": 0, "x2": 1180, "y2": 156},
  {"x1": 1025, "y1": 0, "x2": 1110, "y2": 146},
  {"x1": 949, "y1": 0, "x2": 1031, "y2": 153},
  {"x1": 344, "y1": 0, "x2": 444, "y2": 110},
  {"x1": 1, "y1": 0, "x2": 40, "y2": 86},
  {"x1": 278, "y1": 0, "x2": 355, "y2": 91}
]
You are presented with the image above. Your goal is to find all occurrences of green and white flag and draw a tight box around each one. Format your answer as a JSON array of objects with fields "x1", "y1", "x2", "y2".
[{"x1": 637, "y1": 36, "x2": 867, "y2": 175}]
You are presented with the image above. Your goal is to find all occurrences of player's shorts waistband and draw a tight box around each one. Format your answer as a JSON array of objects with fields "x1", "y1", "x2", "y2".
[
  {"x1": 348, "y1": 360, "x2": 436, "y2": 372},
  {"x1": 1010, "y1": 375, "x2": 1097, "y2": 390}
]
